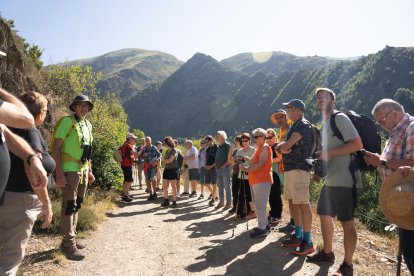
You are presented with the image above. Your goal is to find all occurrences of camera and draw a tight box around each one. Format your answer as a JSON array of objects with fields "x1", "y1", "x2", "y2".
[
  {"x1": 306, "y1": 158, "x2": 327, "y2": 178},
  {"x1": 81, "y1": 145, "x2": 93, "y2": 164},
  {"x1": 235, "y1": 156, "x2": 245, "y2": 164}
]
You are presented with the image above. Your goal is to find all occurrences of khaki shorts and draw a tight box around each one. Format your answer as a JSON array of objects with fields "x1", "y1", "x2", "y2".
[{"x1": 284, "y1": 169, "x2": 310, "y2": 204}]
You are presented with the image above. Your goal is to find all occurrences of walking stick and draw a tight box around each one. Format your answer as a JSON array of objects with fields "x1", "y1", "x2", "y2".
[
  {"x1": 241, "y1": 171, "x2": 249, "y2": 230},
  {"x1": 397, "y1": 228, "x2": 402, "y2": 276}
]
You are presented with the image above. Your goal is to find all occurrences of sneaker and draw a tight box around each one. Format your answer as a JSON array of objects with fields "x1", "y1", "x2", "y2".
[
  {"x1": 208, "y1": 194, "x2": 213, "y2": 199},
  {"x1": 147, "y1": 194, "x2": 154, "y2": 201},
  {"x1": 250, "y1": 228, "x2": 269, "y2": 238},
  {"x1": 215, "y1": 202, "x2": 225, "y2": 209},
  {"x1": 279, "y1": 222, "x2": 295, "y2": 233},
  {"x1": 307, "y1": 250, "x2": 335, "y2": 263},
  {"x1": 333, "y1": 262, "x2": 353, "y2": 276},
  {"x1": 208, "y1": 199, "x2": 215, "y2": 206},
  {"x1": 228, "y1": 207, "x2": 236, "y2": 214},
  {"x1": 171, "y1": 201, "x2": 177, "y2": 208},
  {"x1": 245, "y1": 211, "x2": 256, "y2": 220},
  {"x1": 161, "y1": 199, "x2": 170, "y2": 207},
  {"x1": 60, "y1": 244, "x2": 85, "y2": 261},
  {"x1": 189, "y1": 191, "x2": 197, "y2": 198},
  {"x1": 268, "y1": 217, "x2": 280, "y2": 225},
  {"x1": 121, "y1": 195, "x2": 133, "y2": 202},
  {"x1": 197, "y1": 194, "x2": 204, "y2": 200},
  {"x1": 222, "y1": 204, "x2": 232, "y2": 210},
  {"x1": 253, "y1": 224, "x2": 271, "y2": 232},
  {"x1": 281, "y1": 235, "x2": 302, "y2": 248},
  {"x1": 293, "y1": 241, "x2": 315, "y2": 256},
  {"x1": 127, "y1": 194, "x2": 134, "y2": 199},
  {"x1": 152, "y1": 193, "x2": 157, "y2": 200},
  {"x1": 181, "y1": 192, "x2": 190, "y2": 196}
]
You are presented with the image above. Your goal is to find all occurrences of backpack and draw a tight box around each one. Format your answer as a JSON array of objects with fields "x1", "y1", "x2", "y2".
[
  {"x1": 330, "y1": 111, "x2": 382, "y2": 171},
  {"x1": 176, "y1": 150, "x2": 184, "y2": 170},
  {"x1": 50, "y1": 115, "x2": 77, "y2": 153},
  {"x1": 308, "y1": 122, "x2": 327, "y2": 178},
  {"x1": 113, "y1": 146, "x2": 123, "y2": 163}
]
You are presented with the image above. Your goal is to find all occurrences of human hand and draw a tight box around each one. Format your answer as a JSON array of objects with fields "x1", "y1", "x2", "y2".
[
  {"x1": 243, "y1": 156, "x2": 251, "y2": 161},
  {"x1": 40, "y1": 205, "x2": 53, "y2": 228},
  {"x1": 363, "y1": 151, "x2": 381, "y2": 167},
  {"x1": 398, "y1": 166, "x2": 412, "y2": 177},
  {"x1": 24, "y1": 156, "x2": 47, "y2": 190},
  {"x1": 88, "y1": 171, "x2": 95, "y2": 184},
  {"x1": 55, "y1": 172, "x2": 67, "y2": 188}
]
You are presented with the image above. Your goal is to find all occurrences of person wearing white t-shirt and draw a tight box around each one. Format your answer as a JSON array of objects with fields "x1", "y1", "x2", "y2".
[{"x1": 184, "y1": 140, "x2": 199, "y2": 198}]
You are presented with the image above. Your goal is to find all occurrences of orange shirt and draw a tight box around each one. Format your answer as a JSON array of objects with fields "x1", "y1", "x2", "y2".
[{"x1": 249, "y1": 144, "x2": 273, "y2": 185}]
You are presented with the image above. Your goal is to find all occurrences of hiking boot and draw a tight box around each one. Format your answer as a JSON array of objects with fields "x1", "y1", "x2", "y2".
[
  {"x1": 171, "y1": 201, "x2": 177, "y2": 208},
  {"x1": 189, "y1": 191, "x2": 197, "y2": 198},
  {"x1": 161, "y1": 199, "x2": 170, "y2": 207},
  {"x1": 75, "y1": 241, "x2": 87, "y2": 250},
  {"x1": 215, "y1": 202, "x2": 225, "y2": 209},
  {"x1": 281, "y1": 235, "x2": 302, "y2": 248},
  {"x1": 279, "y1": 222, "x2": 295, "y2": 233},
  {"x1": 61, "y1": 244, "x2": 85, "y2": 261},
  {"x1": 307, "y1": 250, "x2": 335, "y2": 263},
  {"x1": 250, "y1": 228, "x2": 269, "y2": 238},
  {"x1": 228, "y1": 207, "x2": 237, "y2": 214},
  {"x1": 245, "y1": 211, "x2": 256, "y2": 220},
  {"x1": 181, "y1": 192, "x2": 190, "y2": 196},
  {"x1": 152, "y1": 193, "x2": 157, "y2": 200},
  {"x1": 197, "y1": 194, "x2": 204, "y2": 200},
  {"x1": 222, "y1": 204, "x2": 232, "y2": 210},
  {"x1": 333, "y1": 262, "x2": 353, "y2": 276},
  {"x1": 147, "y1": 194, "x2": 154, "y2": 201},
  {"x1": 208, "y1": 198, "x2": 216, "y2": 206},
  {"x1": 121, "y1": 195, "x2": 133, "y2": 202},
  {"x1": 293, "y1": 241, "x2": 315, "y2": 256}
]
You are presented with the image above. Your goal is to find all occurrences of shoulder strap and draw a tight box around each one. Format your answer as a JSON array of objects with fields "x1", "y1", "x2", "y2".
[
  {"x1": 330, "y1": 112, "x2": 344, "y2": 142},
  {"x1": 59, "y1": 115, "x2": 77, "y2": 145}
]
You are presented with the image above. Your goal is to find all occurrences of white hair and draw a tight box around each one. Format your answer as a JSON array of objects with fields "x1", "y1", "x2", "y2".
[
  {"x1": 252, "y1": 128, "x2": 267, "y2": 137},
  {"x1": 217, "y1": 130, "x2": 227, "y2": 140},
  {"x1": 185, "y1": 140, "x2": 193, "y2": 146},
  {"x1": 371, "y1": 98, "x2": 404, "y2": 115}
]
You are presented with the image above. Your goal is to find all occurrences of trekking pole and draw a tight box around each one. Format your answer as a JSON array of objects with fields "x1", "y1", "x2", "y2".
[
  {"x1": 241, "y1": 171, "x2": 249, "y2": 230},
  {"x1": 396, "y1": 228, "x2": 402, "y2": 276}
]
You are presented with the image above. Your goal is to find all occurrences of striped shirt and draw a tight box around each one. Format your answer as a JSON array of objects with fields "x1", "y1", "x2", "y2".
[{"x1": 381, "y1": 113, "x2": 414, "y2": 177}]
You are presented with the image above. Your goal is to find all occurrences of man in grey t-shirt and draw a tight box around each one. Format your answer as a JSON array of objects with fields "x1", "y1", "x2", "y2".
[{"x1": 307, "y1": 88, "x2": 363, "y2": 276}]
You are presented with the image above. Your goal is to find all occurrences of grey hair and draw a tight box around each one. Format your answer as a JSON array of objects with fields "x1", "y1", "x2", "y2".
[
  {"x1": 217, "y1": 130, "x2": 227, "y2": 140},
  {"x1": 252, "y1": 128, "x2": 267, "y2": 137},
  {"x1": 371, "y1": 98, "x2": 404, "y2": 115},
  {"x1": 145, "y1": 136, "x2": 152, "y2": 141},
  {"x1": 185, "y1": 140, "x2": 193, "y2": 146}
]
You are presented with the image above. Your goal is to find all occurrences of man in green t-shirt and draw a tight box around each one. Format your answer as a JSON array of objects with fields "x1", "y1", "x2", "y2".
[{"x1": 52, "y1": 95, "x2": 95, "y2": 261}]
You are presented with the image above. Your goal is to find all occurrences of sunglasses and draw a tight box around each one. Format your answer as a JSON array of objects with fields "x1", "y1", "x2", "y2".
[{"x1": 265, "y1": 136, "x2": 274, "y2": 140}]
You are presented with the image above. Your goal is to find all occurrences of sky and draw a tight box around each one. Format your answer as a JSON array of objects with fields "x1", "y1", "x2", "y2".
[{"x1": 1, "y1": 0, "x2": 413, "y2": 64}]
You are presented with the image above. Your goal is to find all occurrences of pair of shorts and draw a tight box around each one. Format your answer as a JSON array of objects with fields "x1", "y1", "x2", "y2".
[
  {"x1": 163, "y1": 168, "x2": 179, "y2": 180},
  {"x1": 188, "y1": 168, "x2": 200, "y2": 181},
  {"x1": 204, "y1": 168, "x2": 217, "y2": 184},
  {"x1": 283, "y1": 169, "x2": 310, "y2": 204},
  {"x1": 317, "y1": 186, "x2": 355, "y2": 222},
  {"x1": 121, "y1": 166, "x2": 133, "y2": 182},
  {"x1": 144, "y1": 166, "x2": 157, "y2": 181},
  {"x1": 199, "y1": 167, "x2": 207, "y2": 184}
]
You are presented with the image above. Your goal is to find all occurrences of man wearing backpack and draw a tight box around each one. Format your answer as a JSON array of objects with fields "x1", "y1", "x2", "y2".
[
  {"x1": 363, "y1": 99, "x2": 414, "y2": 276},
  {"x1": 120, "y1": 133, "x2": 139, "y2": 202},
  {"x1": 307, "y1": 88, "x2": 363, "y2": 276},
  {"x1": 139, "y1": 137, "x2": 161, "y2": 201},
  {"x1": 276, "y1": 99, "x2": 315, "y2": 256},
  {"x1": 52, "y1": 95, "x2": 95, "y2": 261}
]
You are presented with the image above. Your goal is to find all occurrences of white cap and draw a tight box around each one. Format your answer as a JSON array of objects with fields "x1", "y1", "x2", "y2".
[{"x1": 126, "y1": 133, "x2": 137, "y2": 139}]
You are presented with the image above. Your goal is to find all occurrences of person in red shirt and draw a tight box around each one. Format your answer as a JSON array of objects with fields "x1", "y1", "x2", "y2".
[{"x1": 121, "y1": 133, "x2": 139, "y2": 202}]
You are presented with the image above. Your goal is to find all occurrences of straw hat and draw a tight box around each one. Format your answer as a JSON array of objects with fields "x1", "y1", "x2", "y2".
[
  {"x1": 379, "y1": 170, "x2": 414, "y2": 230},
  {"x1": 270, "y1": 109, "x2": 287, "y2": 125}
]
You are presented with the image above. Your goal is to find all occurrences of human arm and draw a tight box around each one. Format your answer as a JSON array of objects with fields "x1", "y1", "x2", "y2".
[
  {"x1": 242, "y1": 146, "x2": 270, "y2": 172},
  {"x1": 2, "y1": 125, "x2": 47, "y2": 189},
  {"x1": 52, "y1": 138, "x2": 66, "y2": 188},
  {"x1": 364, "y1": 151, "x2": 414, "y2": 170},
  {"x1": 0, "y1": 88, "x2": 34, "y2": 128},
  {"x1": 220, "y1": 144, "x2": 233, "y2": 169},
  {"x1": 276, "y1": 132, "x2": 302, "y2": 154},
  {"x1": 272, "y1": 145, "x2": 283, "y2": 163}
]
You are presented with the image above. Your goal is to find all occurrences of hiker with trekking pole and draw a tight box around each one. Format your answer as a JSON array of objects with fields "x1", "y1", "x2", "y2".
[{"x1": 363, "y1": 99, "x2": 414, "y2": 276}]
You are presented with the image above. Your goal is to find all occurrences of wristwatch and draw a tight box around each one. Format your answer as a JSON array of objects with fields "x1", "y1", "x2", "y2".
[{"x1": 27, "y1": 154, "x2": 42, "y2": 166}]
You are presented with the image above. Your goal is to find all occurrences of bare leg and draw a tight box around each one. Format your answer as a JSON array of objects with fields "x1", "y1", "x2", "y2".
[
  {"x1": 341, "y1": 220, "x2": 357, "y2": 265},
  {"x1": 171, "y1": 180, "x2": 177, "y2": 201},
  {"x1": 320, "y1": 215, "x2": 335, "y2": 253},
  {"x1": 151, "y1": 180, "x2": 157, "y2": 193},
  {"x1": 191, "y1": 180, "x2": 197, "y2": 193},
  {"x1": 123, "y1": 181, "x2": 132, "y2": 196},
  {"x1": 300, "y1": 203, "x2": 313, "y2": 232},
  {"x1": 162, "y1": 179, "x2": 169, "y2": 198}
]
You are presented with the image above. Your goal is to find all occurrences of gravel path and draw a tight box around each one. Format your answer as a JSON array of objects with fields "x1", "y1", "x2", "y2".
[{"x1": 64, "y1": 189, "x2": 337, "y2": 276}]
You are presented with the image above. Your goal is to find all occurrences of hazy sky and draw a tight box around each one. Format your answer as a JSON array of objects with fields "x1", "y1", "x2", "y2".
[{"x1": 1, "y1": 0, "x2": 413, "y2": 64}]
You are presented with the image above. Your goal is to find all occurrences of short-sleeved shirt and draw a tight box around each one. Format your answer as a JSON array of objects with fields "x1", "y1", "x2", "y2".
[
  {"x1": 199, "y1": 148, "x2": 207, "y2": 168},
  {"x1": 186, "y1": 147, "x2": 199, "y2": 169},
  {"x1": 121, "y1": 142, "x2": 135, "y2": 167},
  {"x1": 53, "y1": 115, "x2": 93, "y2": 172},
  {"x1": 164, "y1": 148, "x2": 178, "y2": 169},
  {"x1": 7, "y1": 127, "x2": 56, "y2": 193},
  {"x1": 282, "y1": 118, "x2": 313, "y2": 172},
  {"x1": 143, "y1": 145, "x2": 161, "y2": 165},
  {"x1": 215, "y1": 142, "x2": 230, "y2": 168},
  {"x1": 322, "y1": 112, "x2": 362, "y2": 188},
  {"x1": 236, "y1": 146, "x2": 255, "y2": 179},
  {"x1": 231, "y1": 149, "x2": 239, "y2": 175},
  {"x1": 0, "y1": 126, "x2": 10, "y2": 205},
  {"x1": 206, "y1": 144, "x2": 218, "y2": 167}
]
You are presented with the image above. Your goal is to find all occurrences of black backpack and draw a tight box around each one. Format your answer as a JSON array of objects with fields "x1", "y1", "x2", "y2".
[
  {"x1": 330, "y1": 110, "x2": 382, "y2": 171},
  {"x1": 308, "y1": 122, "x2": 327, "y2": 178},
  {"x1": 176, "y1": 151, "x2": 184, "y2": 170}
]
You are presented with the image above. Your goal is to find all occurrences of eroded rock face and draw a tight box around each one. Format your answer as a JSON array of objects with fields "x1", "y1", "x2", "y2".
[{"x1": 0, "y1": 18, "x2": 38, "y2": 95}]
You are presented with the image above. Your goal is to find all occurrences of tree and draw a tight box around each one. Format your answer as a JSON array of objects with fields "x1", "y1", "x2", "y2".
[{"x1": 26, "y1": 44, "x2": 43, "y2": 70}]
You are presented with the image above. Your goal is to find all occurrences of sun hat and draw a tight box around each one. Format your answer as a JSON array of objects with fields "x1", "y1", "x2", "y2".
[
  {"x1": 270, "y1": 109, "x2": 287, "y2": 125},
  {"x1": 379, "y1": 170, "x2": 414, "y2": 230},
  {"x1": 282, "y1": 99, "x2": 306, "y2": 112},
  {"x1": 69, "y1": 95, "x2": 94, "y2": 112}
]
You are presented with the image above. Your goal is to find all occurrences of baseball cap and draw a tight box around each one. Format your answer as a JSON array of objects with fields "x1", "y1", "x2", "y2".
[
  {"x1": 283, "y1": 99, "x2": 306, "y2": 112},
  {"x1": 126, "y1": 133, "x2": 138, "y2": 139}
]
